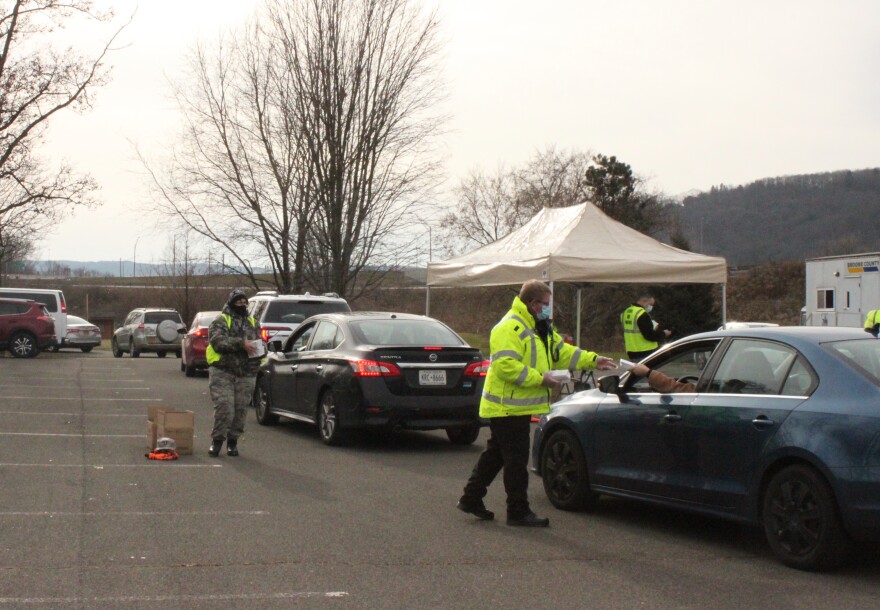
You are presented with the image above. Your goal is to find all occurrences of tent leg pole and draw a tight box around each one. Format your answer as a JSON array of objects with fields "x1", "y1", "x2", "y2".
[
  {"x1": 426, "y1": 285, "x2": 430, "y2": 317},
  {"x1": 576, "y1": 287, "x2": 582, "y2": 346},
  {"x1": 721, "y1": 283, "x2": 727, "y2": 325}
]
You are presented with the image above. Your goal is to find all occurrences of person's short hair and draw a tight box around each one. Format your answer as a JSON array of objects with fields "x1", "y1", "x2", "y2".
[
  {"x1": 519, "y1": 280, "x2": 551, "y2": 303},
  {"x1": 637, "y1": 294, "x2": 655, "y2": 303}
]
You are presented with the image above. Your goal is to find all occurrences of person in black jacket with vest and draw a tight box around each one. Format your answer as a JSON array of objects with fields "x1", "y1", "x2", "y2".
[{"x1": 206, "y1": 289, "x2": 263, "y2": 457}]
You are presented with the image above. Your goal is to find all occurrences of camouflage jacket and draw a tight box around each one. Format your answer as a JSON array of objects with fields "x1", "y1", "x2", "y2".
[{"x1": 207, "y1": 304, "x2": 263, "y2": 376}]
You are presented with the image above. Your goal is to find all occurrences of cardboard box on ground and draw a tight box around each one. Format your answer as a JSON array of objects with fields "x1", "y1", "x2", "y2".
[{"x1": 147, "y1": 406, "x2": 194, "y2": 455}]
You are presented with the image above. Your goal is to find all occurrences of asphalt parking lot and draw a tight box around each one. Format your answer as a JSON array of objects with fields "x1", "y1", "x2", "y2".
[{"x1": 2, "y1": 350, "x2": 880, "y2": 609}]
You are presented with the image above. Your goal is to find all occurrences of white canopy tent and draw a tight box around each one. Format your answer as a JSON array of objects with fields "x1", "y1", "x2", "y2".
[{"x1": 426, "y1": 202, "x2": 728, "y2": 341}]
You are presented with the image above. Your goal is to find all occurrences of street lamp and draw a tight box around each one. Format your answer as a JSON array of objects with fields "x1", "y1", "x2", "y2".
[
  {"x1": 133, "y1": 236, "x2": 140, "y2": 280},
  {"x1": 424, "y1": 225, "x2": 432, "y2": 316}
]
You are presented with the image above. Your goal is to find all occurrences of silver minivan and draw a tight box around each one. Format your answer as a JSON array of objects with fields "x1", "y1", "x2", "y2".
[{"x1": 0, "y1": 287, "x2": 67, "y2": 345}]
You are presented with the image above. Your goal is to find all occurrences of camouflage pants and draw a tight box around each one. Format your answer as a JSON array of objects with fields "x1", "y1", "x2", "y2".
[{"x1": 208, "y1": 367, "x2": 256, "y2": 442}]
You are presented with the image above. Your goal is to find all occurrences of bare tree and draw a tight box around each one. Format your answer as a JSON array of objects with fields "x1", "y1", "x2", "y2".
[
  {"x1": 438, "y1": 148, "x2": 593, "y2": 256},
  {"x1": 146, "y1": 0, "x2": 444, "y2": 299},
  {"x1": 0, "y1": 1, "x2": 126, "y2": 278}
]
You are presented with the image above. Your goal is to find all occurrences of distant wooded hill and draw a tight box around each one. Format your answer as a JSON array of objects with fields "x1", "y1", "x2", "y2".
[{"x1": 672, "y1": 168, "x2": 880, "y2": 265}]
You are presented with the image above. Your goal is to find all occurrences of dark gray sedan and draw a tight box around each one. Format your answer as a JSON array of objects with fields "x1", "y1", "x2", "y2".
[
  {"x1": 532, "y1": 326, "x2": 880, "y2": 571},
  {"x1": 254, "y1": 312, "x2": 489, "y2": 446}
]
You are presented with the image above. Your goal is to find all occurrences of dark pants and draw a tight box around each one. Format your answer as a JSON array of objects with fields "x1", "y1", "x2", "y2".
[
  {"x1": 461, "y1": 415, "x2": 532, "y2": 519},
  {"x1": 627, "y1": 348, "x2": 657, "y2": 361}
]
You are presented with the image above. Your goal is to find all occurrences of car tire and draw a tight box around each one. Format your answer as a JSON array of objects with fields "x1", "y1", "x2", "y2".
[
  {"x1": 762, "y1": 464, "x2": 850, "y2": 571},
  {"x1": 9, "y1": 331, "x2": 38, "y2": 358},
  {"x1": 81, "y1": 347, "x2": 93, "y2": 353},
  {"x1": 111, "y1": 338, "x2": 122, "y2": 358},
  {"x1": 185, "y1": 361, "x2": 196, "y2": 377},
  {"x1": 130, "y1": 341, "x2": 140, "y2": 358},
  {"x1": 318, "y1": 389, "x2": 348, "y2": 446},
  {"x1": 175, "y1": 350, "x2": 182, "y2": 358},
  {"x1": 254, "y1": 377, "x2": 279, "y2": 425},
  {"x1": 541, "y1": 428, "x2": 599, "y2": 511},
  {"x1": 157, "y1": 351, "x2": 167, "y2": 358},
  {"x1": 446, "y1": 424, "x2": 480, "y2": 445}
]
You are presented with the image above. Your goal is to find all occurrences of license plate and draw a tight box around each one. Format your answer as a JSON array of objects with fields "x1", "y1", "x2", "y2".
[{"x1": 419, "y1": 370, "x2": 446, "y2": 385}]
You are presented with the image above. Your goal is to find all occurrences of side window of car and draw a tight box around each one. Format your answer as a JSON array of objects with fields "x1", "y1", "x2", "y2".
[
  {"x1": 285, "y1": 322, "x2": 317, "y2": 352},
  {"x1": 627, "y1": 340, "x2": 720, "y2": 393},
  {"x1": 0, "y1": 302, "x2": 14, "y2": 315},
  {"x1": 780, "y1": 357, "x2": 816, "y2": 396},
  {"x1": 707, "y1": 339, "x2": 794, "y2": 395},
  {"x1": 310, "y1": 322, "x2": 340, "y2": 351}
]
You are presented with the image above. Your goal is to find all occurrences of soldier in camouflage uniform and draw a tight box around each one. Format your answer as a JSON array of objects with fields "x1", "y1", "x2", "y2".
[{"x1": 206, "y1": 289, "x2": 264, "y2": 457}]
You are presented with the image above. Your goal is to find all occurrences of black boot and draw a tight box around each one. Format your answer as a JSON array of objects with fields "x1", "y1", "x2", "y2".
[
  {"x1": 208, "y1": 438, "x2": 224, "y2": 457},
  {"x1": 227, "y1": 439, "x2": 239, "y2": 457}
]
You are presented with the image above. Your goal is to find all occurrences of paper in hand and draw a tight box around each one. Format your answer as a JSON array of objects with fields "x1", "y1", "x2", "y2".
[{"x1": 618, "y1": 358, "x2": 635, "y2": 370}]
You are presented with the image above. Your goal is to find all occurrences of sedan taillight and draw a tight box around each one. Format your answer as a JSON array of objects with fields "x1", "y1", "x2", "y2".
[
  {"x1": 193, "y1": 327, "x2": 209, "y2": 338},
  {"x1": 464, "y1": 360, "x2": 490, "y2": 377},
  {"x1": 349, "y1": 359, "x2": 402, "y2": 377}
]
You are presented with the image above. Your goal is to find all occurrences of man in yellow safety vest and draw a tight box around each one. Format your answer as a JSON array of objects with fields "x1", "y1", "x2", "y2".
[{"x1": 620, "y1": 294, "x2": 671, "y2": 361}]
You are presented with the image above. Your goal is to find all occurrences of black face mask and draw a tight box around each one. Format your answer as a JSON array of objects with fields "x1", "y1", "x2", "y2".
[{"x1": 231, "y1": 304, "x2": 248, "y2": 316}]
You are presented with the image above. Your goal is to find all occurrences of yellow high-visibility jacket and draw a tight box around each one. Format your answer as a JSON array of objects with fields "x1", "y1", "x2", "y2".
[{"x1": 480, "y1": 297, "x2": 599, "y2": 418}]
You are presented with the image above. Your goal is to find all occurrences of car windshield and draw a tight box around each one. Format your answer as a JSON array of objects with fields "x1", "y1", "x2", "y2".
[
  {"x1": 144, "y1": 312, "x2": 182, "y2": 324},
  {"x1": 265, "y1": 300, "x2": 349, "y2": 323},
  {"x1": 824, "y1": 339, "x2": 880, "y2": 385},
  {"x1": 350, "y1": 319, "x2": 465, "y2": 346}
]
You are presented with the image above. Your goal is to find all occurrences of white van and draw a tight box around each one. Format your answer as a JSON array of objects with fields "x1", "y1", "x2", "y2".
[{"x1": 0, "y1": 287, "x2": 67, "y2": 344}]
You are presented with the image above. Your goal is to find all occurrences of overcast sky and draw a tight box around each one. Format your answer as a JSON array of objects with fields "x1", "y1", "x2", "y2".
[{"x1": 39, "y1": 0, "x2": 880, "y2": 264}]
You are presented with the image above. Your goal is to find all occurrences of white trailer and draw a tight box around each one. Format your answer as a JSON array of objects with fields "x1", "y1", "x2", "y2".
[{"x1": 804, "y1": 252, "x2": 880, "y2": 327}]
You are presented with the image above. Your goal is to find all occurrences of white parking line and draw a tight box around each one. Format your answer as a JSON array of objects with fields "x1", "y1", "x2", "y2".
[
  {"x1": 1, "y1": 397, "x2": 162, "y2": 402},
  {"x1": 0, "y1": 510, "x2": 266, "y2": 516},
  {"x1": 0, "y1": 592, "x2": 349, "y2": 604},
  {"x1": 0, "y1": 412, "x2": 143, "y2": 417},
  {"x1": 0, "y1": 432, "x2": 144, "y2": 437},
  {"x1": 0, "y1": 385, "x2": 151, "y2": 390}
]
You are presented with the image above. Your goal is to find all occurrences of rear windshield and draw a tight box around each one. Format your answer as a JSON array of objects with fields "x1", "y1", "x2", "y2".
[
  {"x1": 144, "y1": 312, "x2": 182, "y2": 324},
  {"x1": 198, "y1": 312, "x2": 220, "y2": 326},
  {"x1": 350, "y1": 319, "x2": 465, "y2": 346},
  {"x1": 265, "y1": 300, "x2": 350, "y2": 324},
  {"x1": 67, "y1": 315, "x2": 88, "y2": 325},
  {"x1": 824, "y1": 339, "x2": 880, "y2": 385}
]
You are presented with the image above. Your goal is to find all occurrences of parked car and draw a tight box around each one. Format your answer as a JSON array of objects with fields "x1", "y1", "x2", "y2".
[
  {"x1": 59, "y1": 315, "x2": 102, "y2": 352},
  {"x1": 0, "y1": 297, "x2": 56, "y2": 357},
  {"x1": 0, "y1": 287, "x2": 67, "y2": 345},
  {"x1": 112, "y1": 308, "x2": 185, "y2": 358},
  {"x1": 180, "y1": 310, "x2": 221, "y2": 377},
  {"x1": 532, "y1": 326, "x2": 880, "y2": 571},
  {"x1": 253, "y1": 312, "x2": 489, "y2": 446},
  {"x1": 248, "y1": 292, "x2": 350, "y2": 346}
]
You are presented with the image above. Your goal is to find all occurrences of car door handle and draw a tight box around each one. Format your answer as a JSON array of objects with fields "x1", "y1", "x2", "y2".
[
  {"x1": 289, "y1": 364, "x2": 298, "y2": 371},
  {"x1": 752, "y1": 416, "x2": 775, "y2": 429},
  {"x1": 315, "y1": 364, "x2": 323, "y2": 371},
  {"x1": 664, "y1": 413, "x2": 682, "y2": 423}
]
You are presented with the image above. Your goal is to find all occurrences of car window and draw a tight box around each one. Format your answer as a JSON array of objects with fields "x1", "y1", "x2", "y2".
[
  {"x1": 627, "y1": 340, "x2": 720, "y2": 393},
  {"x1": 780, "y1": 357, "x2": 816, "y2": 396},
  {"x1": 197, "y1": 312, "x2": 220, "y2": 327},
  {"x1": 309, "y1": 321, "x2": 342, "y2": 351},
  {"x1": 824, "y1": 338, "x2": 880, "y2": 385},
  {"x1": 265, "y1": 300, "x2": 350, "y2": 323},
  {"x1": 144, "y1": 312, "x2": 182, "y2": 324},
  {"x1": 0, "y1": 302, "x2": 16, "y2": 315},
  {"x1": 350, "y1": 319, "x2": 464, "y2": 346},
  {"x1": 285, "y1": 321, "x2": 317, "y2": 352},
  {"x1": 706, "y1": 339, "x2": 795, "y2": 395},
  {"x1": 67, "y1": 315, "x2": 87, "y2": 325}
]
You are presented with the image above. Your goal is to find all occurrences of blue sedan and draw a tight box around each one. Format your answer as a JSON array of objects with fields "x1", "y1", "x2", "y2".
[{"x1": 532, "y1": 326, "x2": 880, "y2": 571}]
